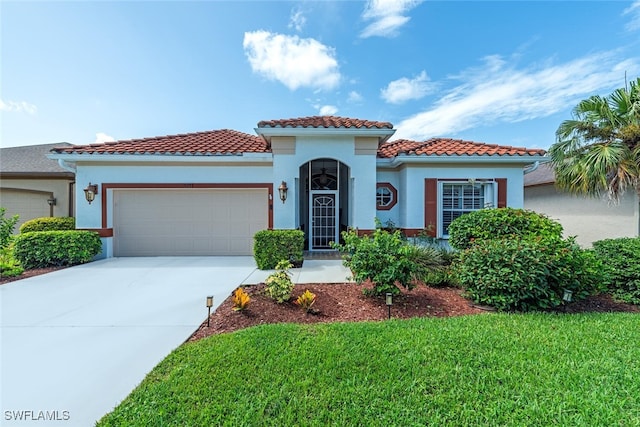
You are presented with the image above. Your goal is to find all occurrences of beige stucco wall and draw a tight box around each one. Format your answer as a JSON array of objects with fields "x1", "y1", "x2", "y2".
[
  {"x1": 524, "y1": 184, "x2": 639, "y2": 247},
  {"x1": 0, "y1": 178, "x2": 74, "y2": 229}
]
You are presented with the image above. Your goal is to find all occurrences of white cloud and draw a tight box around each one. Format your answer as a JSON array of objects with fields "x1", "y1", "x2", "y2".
[
  {"x1": 623, "y1": 0, "x2": 640, "y2": 31},
  {"x1": 360, "y1": 0, "x2": 423, "y2": 38},
  {"x1": 347, "y1": 91, "x2": 364, "y2": 103},
  {"x1": 393, "y1": 52, "x2": 640, "y2": 141},
  {"x1": 94, "y1": 132, "x2": 115, "y2": 144},
  {"x1": 381, "y1": 70, "x2": 434, "y2": 104},
  {"x1": 243, "y1": 31, "x2": 340, "y2": 91},
  {"x1": 288, "y1": 8, "x2": 306, "y2": 32},
  {"x1": 318, "y1": 105, "x2": 338, "y2": 116},
  {"x1": 0, "y1": 99, "x2": 37, "y2": 114}
]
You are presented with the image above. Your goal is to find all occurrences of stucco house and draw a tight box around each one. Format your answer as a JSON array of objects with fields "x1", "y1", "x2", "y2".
[
  {"x1": 48, "y1": 116, "x2": 545, "y2": 258},
  {"x1": 524, "y1": 162, "x2": 640, "y2": 247},
  {"x1": 0, "y1": 143, "x2": 75, "y2": 229}
]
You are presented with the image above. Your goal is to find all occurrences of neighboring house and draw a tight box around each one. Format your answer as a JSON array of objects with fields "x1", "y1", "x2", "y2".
[
  {"x1": 524, "y1": 162, "x2": 640, "y2": 246},
  {"x1": 0, "y1": 143, "x2": 75, "y2": 229},
  {"x1": 49, "y1": 116, "x2": 545, "y2": 258}
]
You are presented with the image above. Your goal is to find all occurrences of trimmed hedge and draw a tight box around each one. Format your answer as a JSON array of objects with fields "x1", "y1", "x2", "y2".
[
  {"x1": 593, "y1": 237, "x2": 640, "y2": 304},
  {"x1": 253, "y1": 229, "x2": 304, "y2": 270},
  {"x1": 13, "y1": 230, "x2": 102, "y2": 269},
  {"x1": 447, "y1": 208, "x2": 564, "y2": 250},
  {"x1": 453, "y1": 236, "x2": 604, "y2": 311},
  {"x1": 20, "y1": 217, "x2": 75, "y2": 234}
]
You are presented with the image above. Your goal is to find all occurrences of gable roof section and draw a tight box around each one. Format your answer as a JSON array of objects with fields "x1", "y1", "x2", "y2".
[
  {"x1": 50, "y1": 129, "x2": 268, "y2": 156},
  {"x1": 378, "y1": 138, "x2": 545, "y2": 158},
  {"x1": 1, "y1": 143, "x2": 74, "y2": 177},
  {"x1": 257, "y1": 115, "x2": 393, "y2": 130}
]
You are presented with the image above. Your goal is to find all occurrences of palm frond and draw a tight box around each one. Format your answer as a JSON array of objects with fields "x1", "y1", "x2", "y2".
[{"x1": 551, "y1": 77, "x2": 640, "y2": 201}]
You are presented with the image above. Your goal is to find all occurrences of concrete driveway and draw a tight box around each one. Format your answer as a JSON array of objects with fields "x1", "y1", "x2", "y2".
[{"x1": 0, "y1": 257, "x2": 261, "y2": 426}]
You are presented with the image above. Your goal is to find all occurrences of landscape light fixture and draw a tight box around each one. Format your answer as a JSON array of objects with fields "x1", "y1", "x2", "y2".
[
  {"x1": 206, "y1": 296, "x2": 214, "y2": 327},
  {"x1": 562, "y1": 289, "x2": 573, "y2": 304},
  {"x1": 385, "y1": 292, "x2": 393, "y2": 319},
  {"x1": 278, "y1": 181, "x2": 288, "y2": 203},
  {"x1": 84, "y1": 183, "x2": 98, "y2": 204}
]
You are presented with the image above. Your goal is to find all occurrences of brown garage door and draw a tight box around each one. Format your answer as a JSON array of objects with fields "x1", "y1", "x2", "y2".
[{"x1": 113, "y1": 188, "x2": 268, "y2": 256}]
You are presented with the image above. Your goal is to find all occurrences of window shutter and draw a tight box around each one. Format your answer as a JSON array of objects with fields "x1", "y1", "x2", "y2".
[
  {"x1": 496, "y1": 178, "x2": 507, "y2": 208},
  {"x1": 424, "y1": 179, "x2": 438, "y2": 236}
]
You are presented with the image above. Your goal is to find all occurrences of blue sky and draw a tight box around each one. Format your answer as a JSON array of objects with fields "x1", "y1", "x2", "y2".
[{"x1": 1, "y1": 1, "x2": 639, "y2": 150}]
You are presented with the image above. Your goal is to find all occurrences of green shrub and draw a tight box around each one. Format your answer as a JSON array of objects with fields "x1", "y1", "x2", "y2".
[
  {"x1": 423, "y1": 247, "x2": 459, "y2": 287},
  {"x1": 0, "y1": 246, "x2": 24, "y2": 278},
  {"x1": 13, "y1": 230, "x2": 102, "y2": 269},
  {"x1": 20, "y1": 216, "x2": 75, "y2": 233},
  {"x1": 453, "y1": 237, "x2": 603, "y2": 311},
  {"x1": 447, "y1": 208, "x2": 564, "y2": 250},
  {"x1": 254, "y1": 229, "x2": 304, "y2": 270},
  {"x1": 0, "y1": 207, "x2": 19, "y2": 249},
  {"x1": 593, "y1": 237, "x2": 640, "y2": 304},
  {"x1": 333, "y1": 227, "x2": 443, "y2": 296},
  {"x1": 264, "y1": 260, "x2": 295, "y2": 303}
]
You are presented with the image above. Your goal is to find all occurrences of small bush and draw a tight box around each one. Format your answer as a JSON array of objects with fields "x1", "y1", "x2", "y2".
[
  {"x1": 254, "y1": 229, "x2": 304, "y2": 270},
  {"x1": 593, "y1": 237, "x2": 640, "y2": 304},
  {"x1": 13, "y1": 230, "x2": 102, "y2": 269},
  {"x1": 0, "y1": 246, "x2": 24, "y2": 278},
  {"x1": 264, "y1": 260, "x2": 295, "y2": 303},
  {"x1": 20, "y1": 216, "x2": 75, "y2": 234},
  {"x1": 447, "y1": 208, "x2": 564, "y2": 250},
  {"x1": 294, "y1": 290, "x2": 317, "y2": 313},
  {"x1": 453, "y1": 237, "x2": 603, "y2": 311},
  {"x1": 232, "y1": 288, "x2": 251, "y2": 311},
  {"x1": 333, "y1": 227, "x2": 443, "y2": 296},
  {"x1": 0, "y1": 208, "x2": 19, "y2": 249}
]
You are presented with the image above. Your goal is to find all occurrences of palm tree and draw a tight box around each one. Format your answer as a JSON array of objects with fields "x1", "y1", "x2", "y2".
[{"x1": 549, "y1": 77, "x2": 640, "y2": 202}]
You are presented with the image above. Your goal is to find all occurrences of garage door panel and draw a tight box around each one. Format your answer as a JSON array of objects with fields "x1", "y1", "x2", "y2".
[
  {"x1": 114, "y1": 188, "x2": 268, "y2": 256},
  {"x1": 0, "y1": 190, "x2": 50, "y2": 229}
]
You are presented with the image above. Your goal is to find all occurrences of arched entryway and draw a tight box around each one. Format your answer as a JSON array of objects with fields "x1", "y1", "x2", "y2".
[{"x1": 298, "y1": 159, "x2": 350, "y2": 250}]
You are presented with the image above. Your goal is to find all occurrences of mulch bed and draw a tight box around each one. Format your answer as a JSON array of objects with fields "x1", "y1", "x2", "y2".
[{"x1": 187, "y1": 283, "x2": 640, "y2": 342}]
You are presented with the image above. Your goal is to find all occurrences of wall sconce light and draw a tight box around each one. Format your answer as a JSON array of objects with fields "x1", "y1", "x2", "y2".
[
  {"x1": 385, "y1": 292, "x2": 393, "y2": 319},
  {"x1": 206, "y1": 295, "x2": 214, "y2": 327},
  {"x1": 278, "y1": 181, "x2": 288, "y2": 203},
  {"x1": 84, "y1": 183, "x2": 98, "y2": 204},
  {"x1": 47, "y1": 197, "x2": 57, "y2": 207}
]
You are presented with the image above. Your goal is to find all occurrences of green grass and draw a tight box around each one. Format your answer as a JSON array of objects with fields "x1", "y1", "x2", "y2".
[{"x1": 98, "y1": 313, "x2": 640, "y2": 426}]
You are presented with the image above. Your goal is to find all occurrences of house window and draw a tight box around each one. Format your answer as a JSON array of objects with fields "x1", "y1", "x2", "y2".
[
  {"x1": 440, "y1": 182, "x2": 494, "y2": 236},
  {"x1": 376, "y1": 183, "x2": 397, "y2": 210}
]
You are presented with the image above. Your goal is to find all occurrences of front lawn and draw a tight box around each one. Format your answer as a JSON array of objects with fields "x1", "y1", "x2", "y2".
[{"x1": 98, "y1": 313, "x2": 640, "y2": 426}]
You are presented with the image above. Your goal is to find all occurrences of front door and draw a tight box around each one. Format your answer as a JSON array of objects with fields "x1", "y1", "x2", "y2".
[{"x1": 310, "y1": 191, "x2": 338, "y2": 250}]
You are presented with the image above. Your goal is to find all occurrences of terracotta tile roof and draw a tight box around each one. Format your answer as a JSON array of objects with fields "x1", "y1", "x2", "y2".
[
  {"x1": 378, "y1": 138, "x2": 546, "y2": 158},
  {"x1": 50, "y1": 129, "x2": 268, "y2": 155},
  {"x1": 257, "y1": 115, "x2": 393, "y2": 130},
  {"x1": 1, "y1": 143, "x2": 74, "y2": 176}
]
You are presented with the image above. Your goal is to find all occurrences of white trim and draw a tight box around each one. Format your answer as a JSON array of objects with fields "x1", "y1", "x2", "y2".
[
  {"x1": 47, "y1": 153, "x2": 273, "y2": 163},
  {"x1": 378, "y1": 155, "x2": 549, "y2": 168}
]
